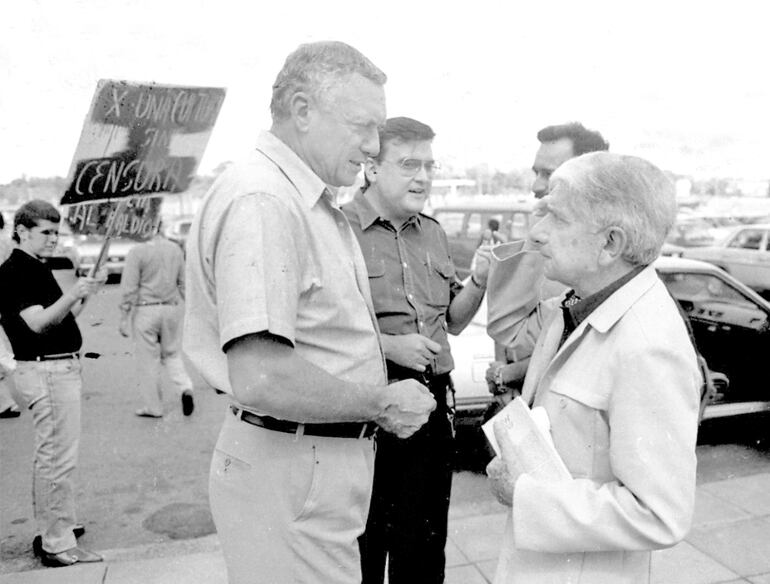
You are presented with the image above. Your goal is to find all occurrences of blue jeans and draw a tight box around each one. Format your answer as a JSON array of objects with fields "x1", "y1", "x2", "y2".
[{"x1": 14, "y1": 358, "x2": 82, "y2": 554}]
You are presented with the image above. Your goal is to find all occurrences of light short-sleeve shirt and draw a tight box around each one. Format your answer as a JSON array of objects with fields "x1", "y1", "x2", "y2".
[
  {"x1": 120, "y1": 236, "x2": 185, "y2": 310},
  {"x1": 184, "y1": 131, "x2": 386, "y2": 402}
]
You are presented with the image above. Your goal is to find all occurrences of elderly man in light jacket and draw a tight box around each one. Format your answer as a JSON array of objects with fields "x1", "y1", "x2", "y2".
[{"x1": 486, "y1": 151, "x2": 701, "y2": 584}]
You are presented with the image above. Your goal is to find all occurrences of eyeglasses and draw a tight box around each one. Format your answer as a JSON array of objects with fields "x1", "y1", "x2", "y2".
[{"x1": 383, "y1": 158, "x2": 441, "y2": 177}]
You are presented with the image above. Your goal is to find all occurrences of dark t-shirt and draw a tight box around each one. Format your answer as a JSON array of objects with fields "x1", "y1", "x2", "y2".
[{"x1": 0, "y1": 248, "x2": 82, "y2": 359}]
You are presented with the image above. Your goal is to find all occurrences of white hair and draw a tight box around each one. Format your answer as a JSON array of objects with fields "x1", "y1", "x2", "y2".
[
  {"x1": 270, "y1": 41, "x2": 386, "y2": 121},
  {"x1": 551, "y1": 152, "x2": 677, "y2": 265}
]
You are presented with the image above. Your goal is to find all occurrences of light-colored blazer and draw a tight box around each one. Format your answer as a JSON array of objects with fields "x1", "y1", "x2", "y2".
[{"x1": 493, "y1": 264, "x2": 701, "y2": 584}]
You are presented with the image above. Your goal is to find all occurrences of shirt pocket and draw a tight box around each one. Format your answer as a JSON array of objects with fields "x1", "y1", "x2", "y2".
[
  {"x1": 363, "y1": 254, "x2": 386, "y2": 279},
  {"x1": 362, "y1": 254, "x2": 391, "y2": 307},
  {"x1": 426, "y1": 256, "x2": 454, "y2": 308}
]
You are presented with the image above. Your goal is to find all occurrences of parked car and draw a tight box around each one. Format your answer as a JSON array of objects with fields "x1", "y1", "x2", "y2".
[
  {"x1": 448, "y1": 256, "x2": 770, "y2": 429},
  {"x1": 666, "y1": 214, "x2": 737, "y2": 249},
  {"x1": 76, "y1": 237, "x2": 139, "y2": 280},
  {"x1": 680, "y1": 223, "x2": 770, "y2": 296},
  {"x1": 429, "y1": 198, "x2": 535, "y2": 279}
]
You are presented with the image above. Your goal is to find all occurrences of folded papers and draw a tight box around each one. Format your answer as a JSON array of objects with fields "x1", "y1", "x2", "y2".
[{"x1": 483, "y1": 397, "x2": 571, "y2": 481}]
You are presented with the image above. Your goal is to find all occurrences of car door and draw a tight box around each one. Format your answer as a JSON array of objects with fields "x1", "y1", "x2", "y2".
[
  {"x1": 659, "y1": 269, "x2": 770, "y2": 404},
  {"x1": 722, "y1": 227, "x2": 769, "y2": 290}
]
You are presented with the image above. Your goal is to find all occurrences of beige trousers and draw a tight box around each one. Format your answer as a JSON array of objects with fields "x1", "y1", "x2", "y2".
[
  {"x1": 131, "y1": 304, "x2": 192, "y2": 415},
  {"x1": 209, "y1": 408, "x2": 375, "y2": 583}
]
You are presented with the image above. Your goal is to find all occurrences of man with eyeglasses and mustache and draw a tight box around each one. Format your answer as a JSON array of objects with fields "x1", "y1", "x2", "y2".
[
  {"x1": 343, "y1": 117, "x2": 492, "y2": 584},
  {"x1": 0, "y1": 199, "x2": 105, "y2": 567}
]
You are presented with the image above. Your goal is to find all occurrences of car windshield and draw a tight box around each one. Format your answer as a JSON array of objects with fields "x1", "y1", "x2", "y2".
[{"x1": 659, "y1": 270, "x2": 758, "y2": 310}]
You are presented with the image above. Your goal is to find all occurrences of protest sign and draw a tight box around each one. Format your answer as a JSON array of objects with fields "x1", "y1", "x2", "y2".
[
  {"x1": 60, "y1": 80, "x2": 225, "y2": 205},
  {"x1": 66, "y1": 196, "x2": 162, "y2": 241},
  {"x1": 59, "y1": 80, "x2": 225, "y2": 276}
]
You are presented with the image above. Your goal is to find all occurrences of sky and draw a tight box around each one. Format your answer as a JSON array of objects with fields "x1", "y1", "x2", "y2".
[{"x1": 1, "y1": 0, "x2": 769, "y2": 186}]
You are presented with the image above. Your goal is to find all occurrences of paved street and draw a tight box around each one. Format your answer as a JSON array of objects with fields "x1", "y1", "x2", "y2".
[{"x1": 2, "y1": 283, "x2": 770, "y2": 579}]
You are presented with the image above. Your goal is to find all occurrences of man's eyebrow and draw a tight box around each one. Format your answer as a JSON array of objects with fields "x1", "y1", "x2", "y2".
[{"x1": 545, "y1": 200, "x2": 566, "y2": 218}]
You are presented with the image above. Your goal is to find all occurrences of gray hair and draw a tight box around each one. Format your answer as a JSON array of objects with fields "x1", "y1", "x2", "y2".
[
  {"x1": 270, "y1": 41, "x2": 387, "y2": 121},
  {"x1": 551, "y1": 152, "x2": 677, "y2": 266}
]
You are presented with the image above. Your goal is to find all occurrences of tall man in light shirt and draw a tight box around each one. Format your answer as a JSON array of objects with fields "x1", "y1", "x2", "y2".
[
  {"x1": 184, "y1": 41, "x2": 435, "y2": 584},
  {"x1": 119, "y1": 226, "x2": 193, "y2": 418}
]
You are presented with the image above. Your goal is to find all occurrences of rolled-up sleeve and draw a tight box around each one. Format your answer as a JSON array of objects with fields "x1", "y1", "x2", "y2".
[{"x1": 215, "y1": 193, "x2": 304, "y2": 350}]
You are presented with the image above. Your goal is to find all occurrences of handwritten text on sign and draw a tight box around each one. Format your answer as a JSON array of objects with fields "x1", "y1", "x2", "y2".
[
  {"x1": 67, "y1": 196, "x2": 162, "y2": 241},
  {"x1": 61, "y1": 80, "x2": 225, "y2": 205}
]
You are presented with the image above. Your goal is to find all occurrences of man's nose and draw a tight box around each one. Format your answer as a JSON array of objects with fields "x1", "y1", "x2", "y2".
[
  {"x1": 362, "y1": 127, "x2": 380, "y2": 158},
  {"x1": 414, "y1": 164, "x2": 430, "y2": 182},
  {"x1": 532, "y1": 176, "x2": 548, "y2": 199},
  {"x1": 528, "y1": 216, "x2": 547, "y2": 246}
]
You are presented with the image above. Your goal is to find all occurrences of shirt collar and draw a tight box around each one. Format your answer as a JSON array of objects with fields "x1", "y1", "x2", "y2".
[
  {"x1": 254, "y1": 130, "x2": 328, "y2": 207},
  {"x1": 562, "y1": 264, "x2": 647, "y2": 330},
  {"x1": 348, "y1": 188, "x2": 423, "y2": 232}
]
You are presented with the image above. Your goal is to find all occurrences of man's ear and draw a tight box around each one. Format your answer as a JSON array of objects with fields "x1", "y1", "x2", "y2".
[
  {"x1": 288, "y1": 92, "x2": 312, "y2": 133},
  {"x1": 16, "y1": 225, "x2": 29, "y2": 242},
  {"x1": 599, "y1": 226, "x2": 627, "y2": 266},
  {"x1": 364, "y1": 158, "x2": 378, "y2": 184}
]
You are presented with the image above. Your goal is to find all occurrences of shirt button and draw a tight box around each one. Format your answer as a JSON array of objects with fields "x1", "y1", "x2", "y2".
[
  {"x1": 559, "y1": 398, "x2": 567, "y2": 408},
  {"x1": 402, "y1": 262, "x2": 408, "y2": 268},
  {"x1": 408, "y1": 294, "x2": 413, "y2": 299}
]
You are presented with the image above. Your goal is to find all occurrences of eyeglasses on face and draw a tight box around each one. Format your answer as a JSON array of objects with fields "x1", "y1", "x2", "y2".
[{"x1": 383, "y1": 158, "x2": 442, "y2": 176}]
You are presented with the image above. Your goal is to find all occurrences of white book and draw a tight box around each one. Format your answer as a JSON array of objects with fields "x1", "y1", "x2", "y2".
[{"x1": 482, "y1": 397, "x2": 571, "y2": 482}]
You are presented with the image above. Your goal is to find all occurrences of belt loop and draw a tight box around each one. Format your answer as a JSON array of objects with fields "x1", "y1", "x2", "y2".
[
  {"x1": 294, "y1": 423, "x2": 305, "y2": 442},
  {"x1": 359, "y1": 423, "x2": 368, "y2": 439}
]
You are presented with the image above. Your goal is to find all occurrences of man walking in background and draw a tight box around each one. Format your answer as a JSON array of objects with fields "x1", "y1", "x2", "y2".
[{"x1": 119, "y1": 224, "x2": 193, "y2": 418}]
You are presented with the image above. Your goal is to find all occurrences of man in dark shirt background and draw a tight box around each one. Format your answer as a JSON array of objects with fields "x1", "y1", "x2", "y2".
[
  {"x1": 0, "y1": 200, "x2": 104, "y2": 567},
  {"x1": 343, "y1": 117, "x2": 491, "y2": 583}
]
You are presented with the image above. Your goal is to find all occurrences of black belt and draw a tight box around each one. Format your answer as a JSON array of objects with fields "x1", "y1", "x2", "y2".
[
  {"x1": 136, "y1": 300, "x2": 178, "y2": 307},
  {"x1": 17, "y1": 352, "x2": 80, "y2": 362},
  {"x1": 230, "y1": 405, "x2": 376, "y2": 439}
]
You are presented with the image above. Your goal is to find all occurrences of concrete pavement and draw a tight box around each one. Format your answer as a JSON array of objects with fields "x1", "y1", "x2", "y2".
[{"x1": 3, "y1": 472, "x2": 770, "y2": 584}]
